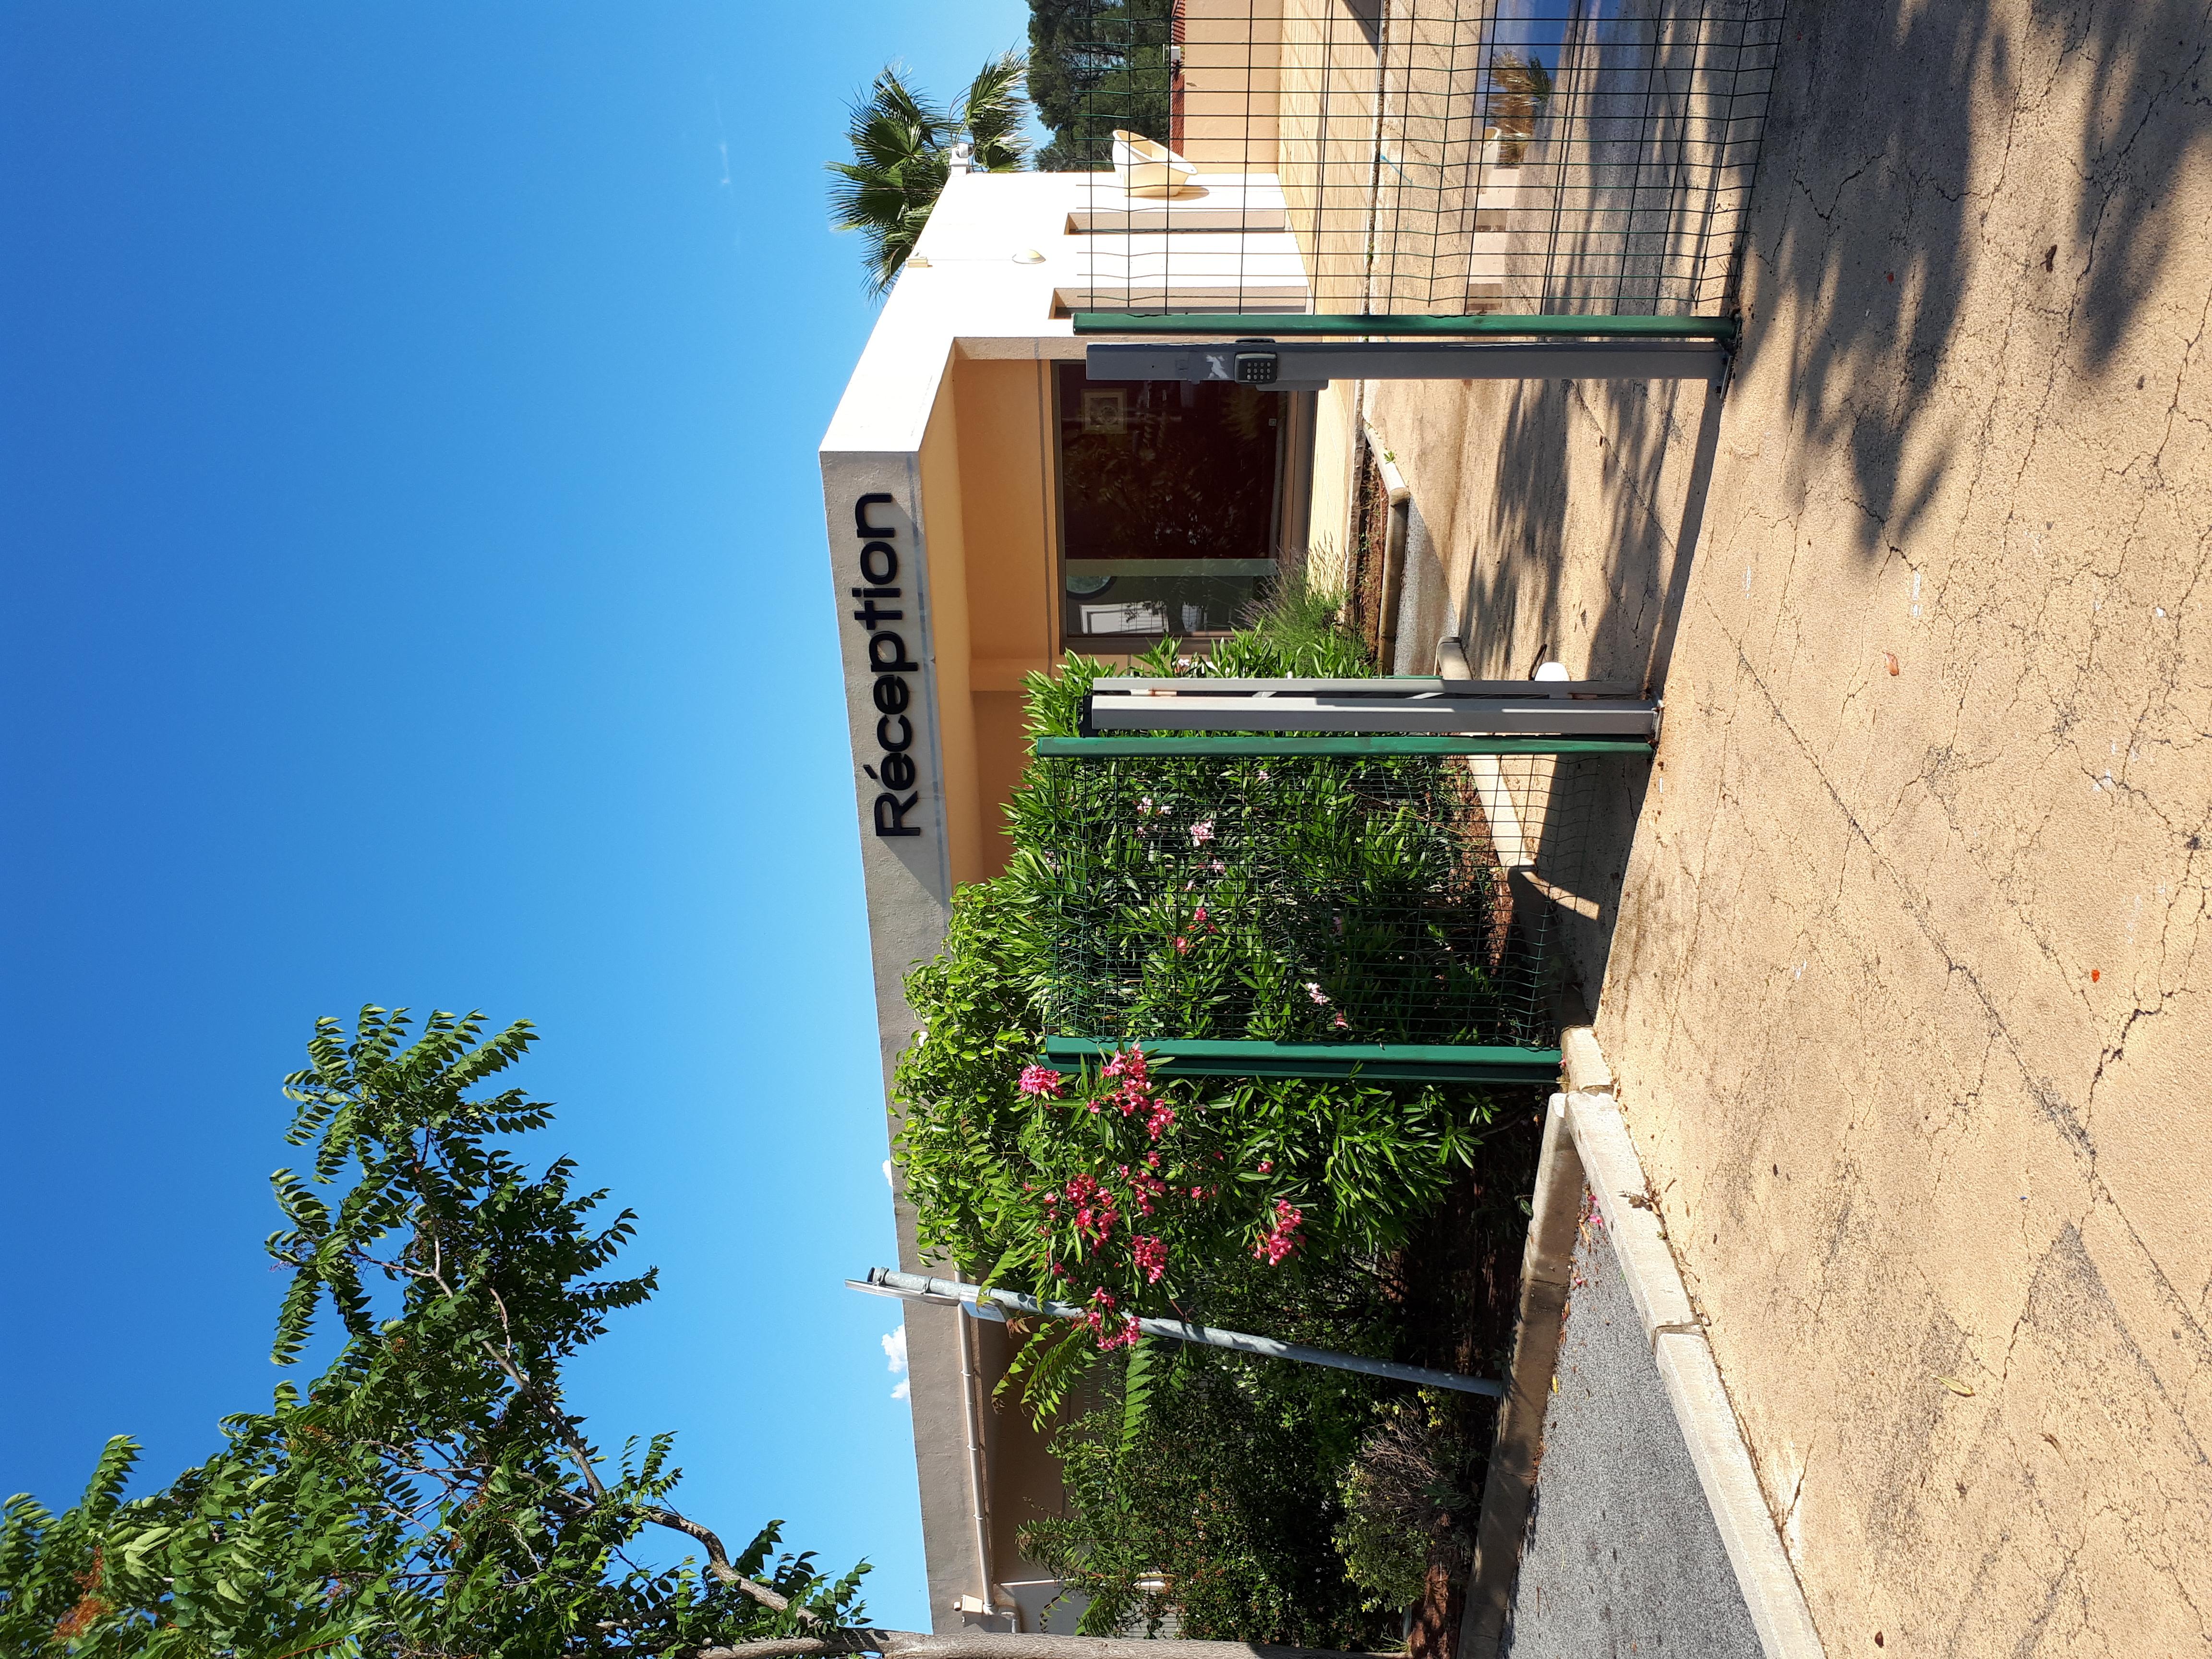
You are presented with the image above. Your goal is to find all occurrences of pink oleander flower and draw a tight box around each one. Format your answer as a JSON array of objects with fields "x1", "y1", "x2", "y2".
[
  {"x1": 1332, "y1": 1011, "x2": 1349, "y2": 1029},
  {"x1": 1102, "y1": 1046, "x2": 1150, "y2": 1086},
  {"x1": 1065, "y1": 1174, "x2": 1120, "y2": 1247},
  {"x1": 1144, "y1": 1101, "x2": 1176, "y2": 1141},
  {"x1": 1131, "y1": 1235, "x2": 1168, "y2": 1284},
  {"x1": 1018, "y1": 1064, "x2": 1065, "y2": 1099},
  {"x1": 1174, "y1": 936, "x2": 1189, "y2": 953},
  {"x1": 1190, "y1": 819, "x2": 1214, "y2": 845},
  {"x1": 1210, "y1": 859, "x2": 1226, "y2": 873},
  {"x1": 1305, "y1": 982, "x2": 1330, "y2": 1005},
  {"x1": 1137, "y1": 795, "x2": 1154, "y2": 816},
  {"x1": 1129, "y1": 1169, "x2": 1166, "y2": 1215},
  {"x1": 1252, "y1": 1198, "x2": 1305, "y2": 1266},
  {"x1": 1083, "y1": 1287, "x2": 1137, "y2": 1346},
  {"x1": 1257, "y1": 1158, "x2": 1274, "y2": 1173}
]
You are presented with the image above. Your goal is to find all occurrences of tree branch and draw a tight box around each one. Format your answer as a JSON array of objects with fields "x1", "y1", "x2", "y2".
[{"x1": 637, "y1": 1504, "x2": 799, "y2": 1617}]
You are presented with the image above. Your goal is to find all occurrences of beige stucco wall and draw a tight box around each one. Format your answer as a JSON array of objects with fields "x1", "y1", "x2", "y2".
[
  {"x1": 952, "y1": 356, "x2": 1058, "y2": 877},
  {"x1": 1306, "y1": 379, "x2": 1362, "y2": 590},
  {"x1": 918, "y1": 357, "x2": 1066, "y2": 889},
  {"x1": 917, "y1": 373, "x2": 984, "y2": 889},
  {"x1": 1180, "y1": 0, "x2": 1280, "y2": 170},
  {"x1": 1364, "y1": 2, "x2": 2212, "y2": 1650}
]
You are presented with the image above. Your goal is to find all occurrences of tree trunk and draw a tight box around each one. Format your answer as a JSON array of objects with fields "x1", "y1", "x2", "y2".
[{"x1": 1404, "y1": 1555, "x2": 1463, "y2": 1659}]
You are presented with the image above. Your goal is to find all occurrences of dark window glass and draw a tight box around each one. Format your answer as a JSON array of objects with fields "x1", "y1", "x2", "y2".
[{"x1": 1056, "y1": 362, "x2": 1281, "y2": 640}]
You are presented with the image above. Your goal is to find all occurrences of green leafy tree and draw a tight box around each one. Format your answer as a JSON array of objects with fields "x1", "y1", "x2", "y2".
[
  {"x1": 1020, "y1": 1277, "x2": 1407, "y2": 1649},
  {"x1": 1025, "y1": 0, "x2": 1173, "y2": 172},
  {"x1": 0, "y1": 1008, "x2": 1404, "y2": 1659},
  {"x1": 0, "y1": 1008, "x2": 863, "y2": 1658},
  {"x1": 827, "y1": 52, "x2": 1032, "y2": 294}
]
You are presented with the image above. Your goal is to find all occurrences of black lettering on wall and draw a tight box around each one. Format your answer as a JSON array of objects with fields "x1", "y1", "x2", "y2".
[
  {"x1": 874, "y1": 791, "x2": 921, "y2": 837},
  {"x1": 852, "y1": 494, "x2": 925, "y2": 839},
  {"x1": 868, "y1": 632, "x2": 918, "y2": 673}
]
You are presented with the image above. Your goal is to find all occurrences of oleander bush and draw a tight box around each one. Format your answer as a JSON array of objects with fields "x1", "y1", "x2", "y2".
[
  {"x1": 893, "y1": 603, "x2": 1510, "y2": 1415},
  {"x1": 1021, "y1": 1327, "x2": 1397, "y2": 1648},
  {"x1": 891, "y1": 586, "x2": 1544, "y2": 1646}
]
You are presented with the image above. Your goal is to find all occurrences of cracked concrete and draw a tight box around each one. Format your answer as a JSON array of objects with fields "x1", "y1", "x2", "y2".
[{"x1": 1368, "y1": 0, "x2": 2212, "y2": 1651}]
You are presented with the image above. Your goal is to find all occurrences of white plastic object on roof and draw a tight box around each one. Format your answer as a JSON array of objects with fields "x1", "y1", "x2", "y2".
[{"x1": 1112, "y1": 130, "x2": 1199, "y2": 198}]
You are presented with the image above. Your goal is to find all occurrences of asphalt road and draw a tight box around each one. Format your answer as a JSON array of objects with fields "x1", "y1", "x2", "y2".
[{"x1": 1499, "y1": 1201, "x2": 1762, "y2": 1658}]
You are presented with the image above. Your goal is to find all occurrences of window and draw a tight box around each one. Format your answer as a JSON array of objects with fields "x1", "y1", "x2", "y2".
[{"x1": 1055, "y1": 362, "x2": 1289, "y2": 642}]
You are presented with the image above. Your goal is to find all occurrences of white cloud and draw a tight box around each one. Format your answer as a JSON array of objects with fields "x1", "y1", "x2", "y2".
[
  {"x1": 882, "y1": 1159, "x2": 893, "y2": 1187},
  {"x1": 883, "y1": 1324, "x2": 910, "y2": 1401}
]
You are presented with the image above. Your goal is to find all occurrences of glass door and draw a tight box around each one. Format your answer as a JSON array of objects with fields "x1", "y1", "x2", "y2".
[{"x1": 1055, "y1": 362, "x2": 1289, "y2": 644}]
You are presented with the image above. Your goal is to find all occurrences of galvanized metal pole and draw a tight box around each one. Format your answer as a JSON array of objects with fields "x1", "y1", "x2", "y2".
[{"x1": 850, "y1": 1267, "x2": 1504, "y2": 1398}]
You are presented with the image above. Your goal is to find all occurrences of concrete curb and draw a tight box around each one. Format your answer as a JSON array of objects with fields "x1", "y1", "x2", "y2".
[
  {"x1": 1459, "y1": 1094, "x2": 1584, "y2": 1658},
  {"x1": 1563, "y1": 1086, "x2": 1826, "y2": 1659}
]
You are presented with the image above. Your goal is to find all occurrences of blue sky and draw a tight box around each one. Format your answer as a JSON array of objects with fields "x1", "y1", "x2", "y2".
[{"x1": 1, "y1": 1, "x2": 1030, "y2": 1628}]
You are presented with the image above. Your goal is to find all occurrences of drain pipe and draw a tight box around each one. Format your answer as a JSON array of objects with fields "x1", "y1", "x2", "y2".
[
  {"x1": 1361, "y1": 420, "x2": 1412, "y2": 672},
  {"x1": 950, "y1": 1307, "x2": 1003, "y2": 1624},
  {"x1": 853, "y1": 1268, "x2": 1503, "y2": 1397}
]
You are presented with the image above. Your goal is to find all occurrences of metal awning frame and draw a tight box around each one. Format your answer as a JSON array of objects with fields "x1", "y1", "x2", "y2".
[
  {"x1": 1087, "y1": 336, "x2": 1731, "y2": 390},
  {"x1": 1080, "y1": 676, "x2": 1660, "y2": 739}
]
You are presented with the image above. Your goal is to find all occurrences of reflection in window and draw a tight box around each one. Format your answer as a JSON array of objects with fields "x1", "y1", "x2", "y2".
[{"x1": 1056, "y1": 363, "x2": 1282, "y2": 642}]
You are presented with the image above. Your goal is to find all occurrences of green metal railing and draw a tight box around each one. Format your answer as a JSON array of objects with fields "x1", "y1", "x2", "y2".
[
  {"x1": 1044, "y1": 1035, "x2": 1564, "y2": 1083},
  {"x1": 1072, "y1": 313, "x2": 1740, "y2": 342},
  {"x1": 1037, "y1": 734, "x2": 1652, "y2": 758}
]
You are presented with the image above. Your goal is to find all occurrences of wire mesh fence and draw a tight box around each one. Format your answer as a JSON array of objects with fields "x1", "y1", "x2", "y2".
[
  {"x1": 1027, "y1": 745, "x2": 1603, "y2": 1057},
  {"x1": 1043, "y1": 0, "x2": 1785, "y2": 319}
]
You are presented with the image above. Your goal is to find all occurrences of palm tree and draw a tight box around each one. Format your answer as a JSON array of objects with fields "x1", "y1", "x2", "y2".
[
  {"x1": 1487, "y1": 52, "x2": 1554, "y2": 168},
  {"x1": 827, "y1": 51, "x2": 1033, "y2": 296}
]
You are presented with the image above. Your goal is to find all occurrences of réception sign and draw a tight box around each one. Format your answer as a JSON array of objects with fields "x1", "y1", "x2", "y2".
[{"x1": 851, "y1": 492, "x2": 922, "y2": 838}]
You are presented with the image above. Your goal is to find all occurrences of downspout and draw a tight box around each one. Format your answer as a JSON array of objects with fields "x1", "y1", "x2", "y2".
[
  {"x1": 951, "y1": 1310, "x2": 1004, "y2": 1623},
  {"x1": 1362, "y1": 419, "x2": 1411, "y2": 673},
  {"x1": 1168, "y1": 0, "x2": 1186, "y2": 153}
]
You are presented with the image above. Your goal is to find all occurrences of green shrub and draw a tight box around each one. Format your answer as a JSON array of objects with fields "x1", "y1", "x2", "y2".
[
  {"x1": 1333, "y1": 1395, "x2": 1478, "y2": 1612},
  {"x1": 893, "y1": 614, "x2": 1503, "y2": 1416},
  {"x1": 1019, "y1": 1322, "x2": 1399, "y2": 1648}
]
